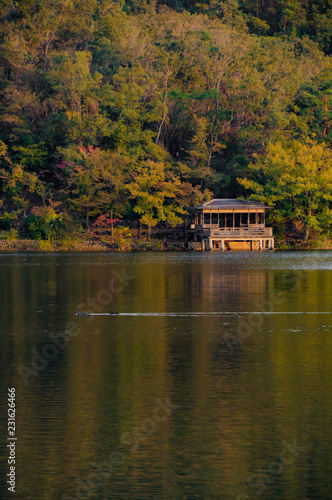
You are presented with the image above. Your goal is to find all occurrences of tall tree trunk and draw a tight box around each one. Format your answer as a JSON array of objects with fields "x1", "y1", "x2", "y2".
[
  {"x1": 155, "y1": 73, "x2": 169, "y2": 144},
  {"x1": 323, "y1": 93, "x2": 328, "y2": 137},
  {"x1": 303, "y1": 224, "x2": 310, "y2": 241}
]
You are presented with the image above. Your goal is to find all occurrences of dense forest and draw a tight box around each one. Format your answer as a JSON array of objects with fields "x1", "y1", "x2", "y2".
[{"x1": 0, "y1": 0, "x2": 332, "y2": 242}]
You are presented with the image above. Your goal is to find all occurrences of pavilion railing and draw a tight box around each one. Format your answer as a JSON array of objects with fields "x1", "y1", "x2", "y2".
[{"x1": 201, "y1": 227, "x2": 273, "y2": 237}]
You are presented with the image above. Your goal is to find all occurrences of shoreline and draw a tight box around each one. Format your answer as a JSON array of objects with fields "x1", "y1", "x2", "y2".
[
  {"x1": 0, "y1": 239, "x2": 185, "y2": 252},
  {"x1": 1, "y1": 239, "x2": 332, "y2": 252}
]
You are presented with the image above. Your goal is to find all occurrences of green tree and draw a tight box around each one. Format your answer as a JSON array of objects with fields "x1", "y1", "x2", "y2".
[
  {"x1": 58, "y1": 145, "x2": 128, "y2": 227},
  {"x1": 0, "y1": 164, "x2": 39, "y2": 215},
  {"x1": 128, "y1": 160, "x2": 186, "y2": 236},
  {"x1": 57, "y1": 145, "x2": 104, "y2": 227},
  {"x1": 26, "y1": 206, "x2": 65, "y2": 240},
  {"x1": 46, "y1": 51, "x2": 109, "y2": 146},
  {"x1": 238, "y1": 138, "x2": 332, "y2": 239},
  {"x1": 104, "y1": 65, "x2": 164, "y2": 156}
]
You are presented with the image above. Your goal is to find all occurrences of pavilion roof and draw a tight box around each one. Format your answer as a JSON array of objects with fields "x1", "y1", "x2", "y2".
[{"x1": 195, "y1": 199, "x2": 272, "y2": 210}]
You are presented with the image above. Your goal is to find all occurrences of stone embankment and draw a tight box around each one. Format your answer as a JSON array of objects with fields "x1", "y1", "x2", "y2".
[
  {"x1": 0, "y1": 239, "x2": 187, "y2": 252},
  {"x1": 0, "y1": 240, "x2": 108, "y2": 251}
]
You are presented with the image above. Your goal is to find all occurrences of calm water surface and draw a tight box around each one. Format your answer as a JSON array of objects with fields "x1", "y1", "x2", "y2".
[{"x1": 0, "y1": 251, "x2": 332, "y2": 500}]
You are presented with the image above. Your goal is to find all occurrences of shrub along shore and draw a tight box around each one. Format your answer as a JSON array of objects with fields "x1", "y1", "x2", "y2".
[
  {"x1": 0, "y1": 238, "x2": 185, "y2": 252},
  {"x1": 1, "y1": 234, "x2": 331, "y2": 252}
]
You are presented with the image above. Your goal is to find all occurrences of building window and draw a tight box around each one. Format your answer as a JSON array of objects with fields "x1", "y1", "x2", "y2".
[
  {"x1": 219, "y1": 213, "x2": 225, "y2": 227},
  {"x1": 226, "y1": 213, "x2": 233, "y2": 228},
  {"x1": 241, "y1": 213, "x2": 248, "y2": 226},
  {"x1": 235, "y1": 213, "x2": 241, "y2": 227},
  {"x1": 249, "y1": 213, "x2": 256, "y2": 225},
  {"x1": 204, "y1": 213, "x2": 211, "y2": 225},
  {"x1": 211, "y1": 213, "x2": 218, "y2": 225},
  {"x1": 257, "y1": 212, "x2": 264, "y2": 224}
]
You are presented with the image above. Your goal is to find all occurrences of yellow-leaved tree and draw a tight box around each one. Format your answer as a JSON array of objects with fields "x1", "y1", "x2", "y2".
[{"x1": 238, "y1": 138, "x2": 332, "y2": 240}]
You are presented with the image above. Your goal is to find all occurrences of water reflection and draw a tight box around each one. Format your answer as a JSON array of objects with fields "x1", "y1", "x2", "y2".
[{"x1": 0, "y1": 252, "x2": 332, "y2": 499}]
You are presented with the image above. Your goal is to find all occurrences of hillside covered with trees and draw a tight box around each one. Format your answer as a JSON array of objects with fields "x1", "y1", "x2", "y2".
[{"x1": 0, "y1": 0, "x2": 332, "y2": 244}]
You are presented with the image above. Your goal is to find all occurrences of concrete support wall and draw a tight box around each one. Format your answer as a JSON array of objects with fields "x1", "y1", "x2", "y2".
[
  {"x1": 203, "y1": 238, "x2": 274, "y2": 251},
  {"x1": 188, "y1": 242, "x2": 203, "y2": 250}
]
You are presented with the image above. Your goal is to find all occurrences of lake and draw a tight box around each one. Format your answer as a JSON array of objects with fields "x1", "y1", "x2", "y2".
[{"x1": 0, "y1": 251, "x2": 332, "y2": 500}]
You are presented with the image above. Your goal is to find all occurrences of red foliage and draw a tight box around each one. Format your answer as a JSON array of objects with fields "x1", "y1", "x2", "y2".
[{"x1": 92, "y1": 215, "x2": 121, "y2": 228}]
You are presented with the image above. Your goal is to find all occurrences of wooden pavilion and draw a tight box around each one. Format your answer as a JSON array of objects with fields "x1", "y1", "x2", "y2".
[{"x1": 192, "y1": 199, "x2": 274, "y2": 251}]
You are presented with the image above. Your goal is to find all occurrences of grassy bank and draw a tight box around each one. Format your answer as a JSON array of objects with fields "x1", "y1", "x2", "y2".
[
  {"x1": 1, "y1": 236, "x2": 332, "y2": 252},
  {"x1": 275, "y1": 237, "x2": 332, "y2": 250},
  {"x1": 2, "y1": 222, "x2": 332, "y2": 253},
  {"x1": 0, "y1": 238, "x2": 187, "y2": 252}
]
